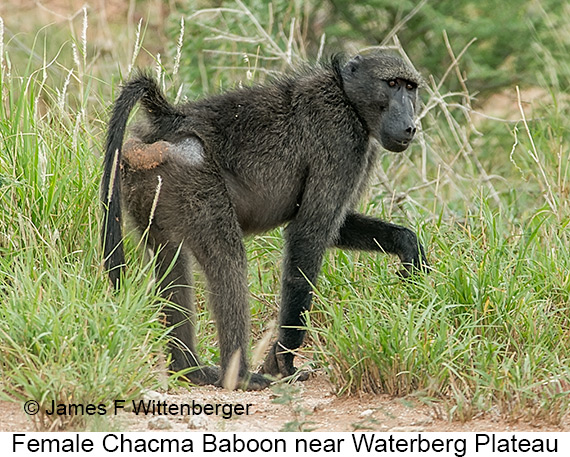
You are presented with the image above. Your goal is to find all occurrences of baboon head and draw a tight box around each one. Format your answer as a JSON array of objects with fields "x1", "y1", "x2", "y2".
[{"x1": 341, "y1": 52, "x2": 423, "y2": 152}]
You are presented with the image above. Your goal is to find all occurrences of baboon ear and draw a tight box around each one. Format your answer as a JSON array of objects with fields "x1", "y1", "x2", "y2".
[{"x1": 344, "y1": 55, "x2": 363, "y2": 74}]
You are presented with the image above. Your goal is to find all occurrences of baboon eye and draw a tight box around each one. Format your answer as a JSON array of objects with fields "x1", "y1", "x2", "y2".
[
  {"x1": 388, "y1": 80, "x2": 397, "y2": 87},
  {"x1": 406, "y1": 83, "x2": 415, "y2": 90}
]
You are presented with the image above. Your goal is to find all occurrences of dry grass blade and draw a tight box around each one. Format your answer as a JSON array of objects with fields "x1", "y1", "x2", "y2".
[
  {"x1": 251, "y1": 320, "x2": 275, "y2": 369},
  {"x1": 223, "y1": 350, "x2": 242, "y2": 390},
  {"x1": 515, "y1": 85, "x2": 557, "y2": 213}
]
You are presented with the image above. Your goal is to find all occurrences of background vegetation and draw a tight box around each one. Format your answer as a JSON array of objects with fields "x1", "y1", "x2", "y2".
[{"x1": 0, "y1": 0, "x2": 568, "y2": 429}]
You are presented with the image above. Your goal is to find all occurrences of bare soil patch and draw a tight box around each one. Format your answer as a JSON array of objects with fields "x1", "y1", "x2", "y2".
[{"x1": 2, "y1": 373, "x2": 568, "y2": 433}]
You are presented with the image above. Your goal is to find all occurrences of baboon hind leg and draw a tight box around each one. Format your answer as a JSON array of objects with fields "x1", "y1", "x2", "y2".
[
  {"x1": 154, "y1": 243, "x2": 219, "y2": 385},
  {"x1": 124, "y1": 138, "x2": 271, "y2": 389},
  {"x1": 189, "y1": 217, "x2": 271, "y2": 391}
]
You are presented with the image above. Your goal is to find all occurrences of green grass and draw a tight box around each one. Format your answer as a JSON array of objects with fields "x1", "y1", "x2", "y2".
[
  {"x1": 310, "y1": 205, "x2": 570, "y2": 422},
  {"x1": 0, "y1": 16, "x2": 168, "y2": 430},
  {"x1": 1, "y1": 2, "x2": 569, "y2": 430}
]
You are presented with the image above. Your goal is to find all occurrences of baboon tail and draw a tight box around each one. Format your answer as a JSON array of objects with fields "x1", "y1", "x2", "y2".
[{"x1": 101, "y1": 73, "x2": 175, "y2": 288}]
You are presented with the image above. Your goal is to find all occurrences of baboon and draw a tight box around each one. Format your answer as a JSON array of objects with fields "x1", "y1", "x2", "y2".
[{"x1": 101, "y1": 51, "x2": 428, "y2": 390}]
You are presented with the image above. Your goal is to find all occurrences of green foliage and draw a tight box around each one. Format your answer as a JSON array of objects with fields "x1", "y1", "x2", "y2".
[
  {"x1": 324, "y1": 0, "x2": 570, "y2": 93},
  {"x1": 309, "y1": 204, "x2": 570, "y2": 422},
  {"x1": 171, "y1": 0, "x2": 318, "y2": 95},
  {"x1": 171, "y1": 0, "x2": 570, "y2": 94}
]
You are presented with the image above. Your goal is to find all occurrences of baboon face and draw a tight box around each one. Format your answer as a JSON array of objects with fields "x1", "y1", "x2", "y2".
[
  {"x1": 377, "y1": 77, "x2": 418, "y2": 152},
  {"x1": 341, "y1": 53, "x2": 420, "y2": 152}
]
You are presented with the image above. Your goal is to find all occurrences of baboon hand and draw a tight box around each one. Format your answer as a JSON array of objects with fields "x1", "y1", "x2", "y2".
[
  {"x1": 260, "y1": 342, "x2": 309, "y2": 382},
  {"x1": 397, "y1": 229, "x2": 430, "y2": 278}
]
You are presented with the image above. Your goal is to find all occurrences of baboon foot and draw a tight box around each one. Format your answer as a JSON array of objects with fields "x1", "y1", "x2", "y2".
[
  {"x1": 239, "y1": 372, "x2": 273, "y2": 391},
  {"x1": 259, "y1": 342, "x2": 309, "y2": 382},
  {"x1": 175, "y1": 365, "x2": 221, "y2": 386},
  {"x1": 169, "y1": 348, "x2": 221, "y2": 386},
  {"x1": 216, "y1": 370, "x2": 273, "y2": 391},
  {"x1": 176, "y1": 364, "x2": 271, "y2": 390}
]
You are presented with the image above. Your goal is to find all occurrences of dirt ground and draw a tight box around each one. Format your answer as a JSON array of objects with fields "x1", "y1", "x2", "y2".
[{"x1": 2, "y1": 372, "x2": 569, "y2": 433}]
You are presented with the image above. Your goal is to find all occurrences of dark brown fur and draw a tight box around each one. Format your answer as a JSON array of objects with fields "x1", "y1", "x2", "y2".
[{"x1": 101, "y1": 52, "x2": 428, "y2": 390}]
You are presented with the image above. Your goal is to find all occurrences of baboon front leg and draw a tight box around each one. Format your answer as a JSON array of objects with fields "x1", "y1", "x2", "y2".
[
  {"x1": 154, "y1": 244, "x2": 219, "y2": 385},
  {"x1": 335, "y1": 211, "x2": 428, "y2": 276},
  {"x1": 261, "y1": 225, "x2": 326, "y2": 379}
]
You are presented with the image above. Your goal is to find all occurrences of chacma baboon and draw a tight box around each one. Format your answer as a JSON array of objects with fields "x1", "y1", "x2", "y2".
[{"x1": 101, "y1": 51, "x2": 428, "y2": 390}]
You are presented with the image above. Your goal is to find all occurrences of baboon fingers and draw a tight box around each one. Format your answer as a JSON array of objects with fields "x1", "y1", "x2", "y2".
[
  {"x1": 175, "y1": 365, "x2": 271, "y2": 390},
  {"x1": 238, "y1": 373, "x2": 273, "y2": 391}
]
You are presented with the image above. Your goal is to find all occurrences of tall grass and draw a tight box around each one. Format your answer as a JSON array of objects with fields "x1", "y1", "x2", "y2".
[
  {"x1": 0, "y1": 10, "x2": 168, "y2": 431},
  {"x1": 310, "y1": 204, "x2": 570, "y2": 422}
]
